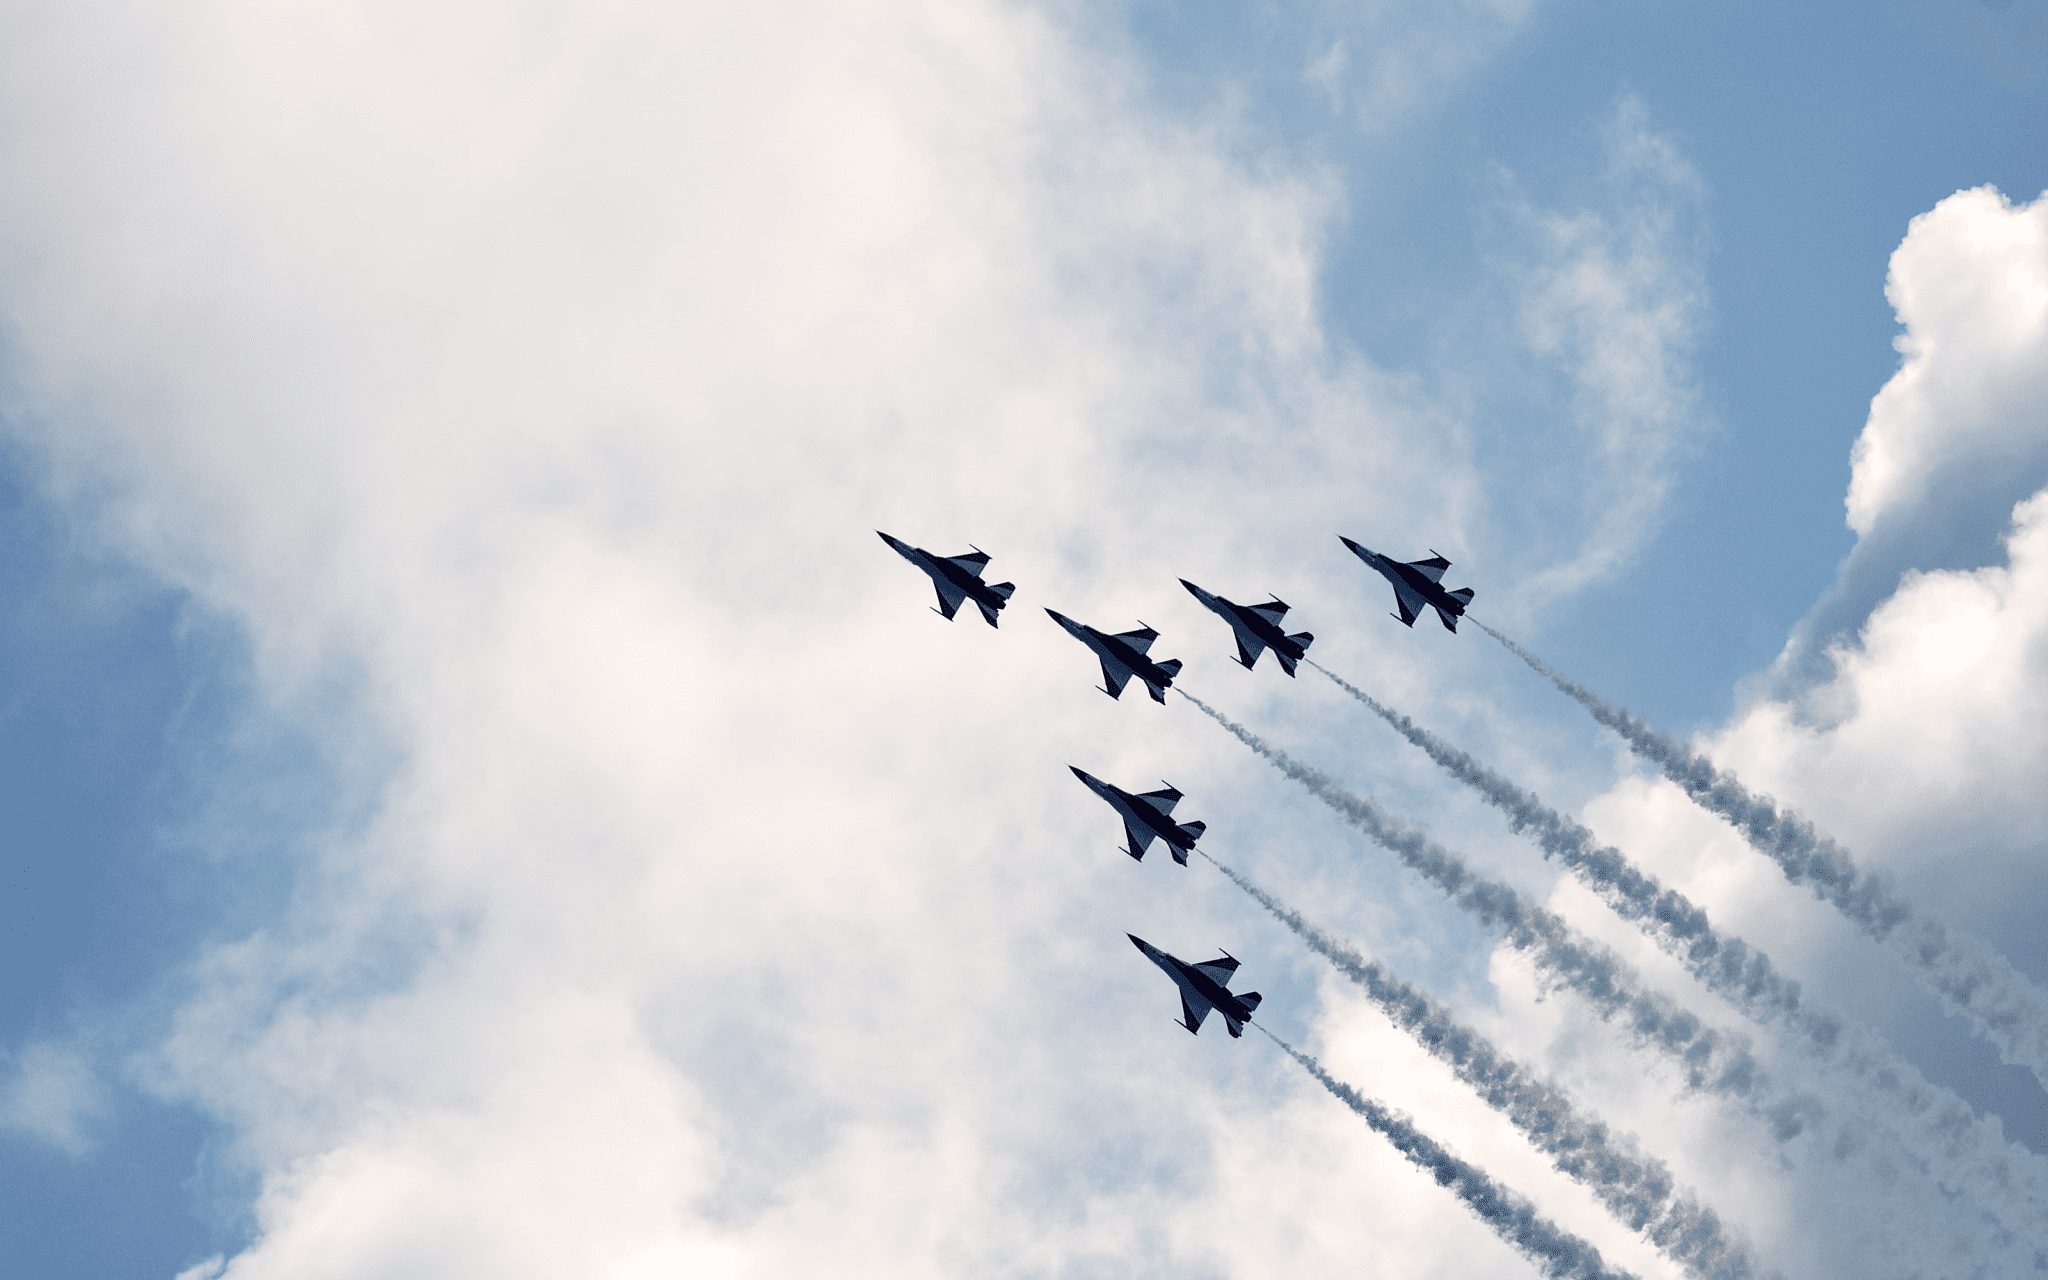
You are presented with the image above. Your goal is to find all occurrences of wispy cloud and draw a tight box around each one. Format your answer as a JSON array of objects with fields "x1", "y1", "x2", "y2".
[
  {"x1": 0, "y1": 1040, "x2": 106, "y2": 1156},
  {"x1": 1503, "y1": 97, "x2": 1711, "y2": 607}
]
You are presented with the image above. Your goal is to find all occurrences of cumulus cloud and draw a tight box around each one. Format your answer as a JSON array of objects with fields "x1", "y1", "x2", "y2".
[
  {"x1": 0, "y1": 0, "x2": 1897, "y2": 1273},
  {"x1": 1769, "y1": 185, "x2": 2048, "y2": 697},
  {"x1": 0, "y1": 2, "x2": 1699, "y2": 1277},
  {"x1": 1544, "y1": 184, "x2": 2048, "y2": 1272},
  {"x1": 1716, "y1": 487, "x2": 2048, "y2": 943}
]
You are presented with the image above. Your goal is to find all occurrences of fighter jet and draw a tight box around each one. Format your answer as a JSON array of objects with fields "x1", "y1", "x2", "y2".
[
  {"x1": 877, "y1": 531, "x2": 1016, "y2": 627},
  {"x1": 1180, "y1": 579, "x2": 1314, "y2": 676},
  {"x1": 1339, "y1": 537, "x2": 1474, "y2": 633},
  {"x1": 1128, "y1": 934, "x2": 1263, "y2": 1037},
  {"x1": 1069, "y1": 767, "x2": 1206, "y2": 865},
  {"x1": 1044, "y1": 610, "x2": 1181, "y2": 703}
]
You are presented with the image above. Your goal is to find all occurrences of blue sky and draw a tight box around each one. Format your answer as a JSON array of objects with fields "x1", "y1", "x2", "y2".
[{"x1": 2, "y1": 2, "x2": 2046, "y2": 1278}]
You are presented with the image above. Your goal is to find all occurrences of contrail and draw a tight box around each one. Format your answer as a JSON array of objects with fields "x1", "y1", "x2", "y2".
[
  {"x1": 1181, "y1": 689, "x2": 2048, "y2": 1238},
  {"x1": 1475, "y1": 620, "x2": 2048, "y2": 1095},
  {"x1": 1180, "y1": 690, "x2": 1763, "y2": 1103},
  {"x1": 1203, "y1": 850, "x2": 1767, "y2": 1280},
  {"x1": 1255, "y1": 1024, "x2": 1638, "y2": 1280},
  {"x1": 1310, "y1": 657, "x2": 1803, "y2": 1029}
]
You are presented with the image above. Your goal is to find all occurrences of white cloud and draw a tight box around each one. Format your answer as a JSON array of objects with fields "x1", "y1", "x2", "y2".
[
  {"x1": 1330, "y1": 0, "x2": 1538, "y2": 128},
  {"x1": 0, "y1": 1039, "x2": 106, "y2": 1155},
  {"x1": 1719, "y1": 486, "x2": 2048, "y2": 921},
  {"x1": 1846, "y1": 187, "x2": 2048, "y2": 537},
  {"x1": 0, "y1": 1, "x2": 1826, "y2": 1277},
  {"x1": 1770, "y1": 185, "x2": 2048, "y2": 695},
  {"x1": 1546, "y1": 180, "x2": 2048, "y2": 1275},
  {"x1": 1489, "y1": 97, "x2": 1712, "y2": 611},
  {"x1": 0, "y1": 2, "x2": 1658, "y2": 1277}
]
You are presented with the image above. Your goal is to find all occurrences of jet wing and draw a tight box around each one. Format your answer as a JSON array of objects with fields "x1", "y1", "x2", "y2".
[
  {"x1": 1134, "y1": 786, "x2": 1182, "y2": 815},
  {"x1": 1122, "y1": 821, "x2": 1159, "y2": 858},
  {"x1": 1406, "y1": 554, "x2": 1452, "y2": 583},
  {"x1": 1234, "y1": 633, "x2": 1268, "y2": 670},
  {"x1": 931, "y1": 577, "x2": 968, "y2": 619},
  {"x1": 1180, "y1": 993, "x2": 1211, "y2": 1033},
  {"x1": 1192, "y1": 956, "x2": 1240, "y2": 985},
  {"x1": 1113, "y1": 626, "x2": 1159, "y2": 655},
  {"x1": 1098, "y1": 659, "x2": 1133, "y2": 700},
  {"x1": 1388, "y1": 578, "x2": 1428, "y2": 627},
  {"x1": 1247, "y1": 600, "x2": 1288, "y2": 623},
  {"x1": 944, "y1": 550, "x2": 991, "y2": 577}
]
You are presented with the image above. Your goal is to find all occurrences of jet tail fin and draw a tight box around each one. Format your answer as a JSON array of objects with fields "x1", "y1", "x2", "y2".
[
  {"x1": 1155, "y1": 658, "x2": 1183, "y2": 679},
  {"x1": 1177, "y1": 820, "x2": 1207, "y2": 843},
  {"x1": 972, "y1": 582, "x2": 1016, "y2": 627},
  {"x1": 1447, "y1": 587, "x2": 1474, "y2": 606},
  {"x1": 1435, "y1": 605, "x2": 1460, "y2": 633},
  {"x1": 1274, "y1": 632, "x2": 1313, "y2": 677},
  {"x1": 1237, "y1": 991, "x2": 1262, "y2": 1013}
]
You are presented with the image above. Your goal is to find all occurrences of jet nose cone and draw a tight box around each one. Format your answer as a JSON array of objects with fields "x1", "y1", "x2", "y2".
[
  {"x1": 1127, "y1": 933, "x2": 1148, "y2": 950},
  {"x1": 1044, "y1": 608, "x2": 1068, "y2": 624},
  {"x1": 1069, "y1": 765, "x2": 1095, "y2": 784},
  {"x1": 1179, "y1": 578, "x2": 1205, "y2": 598},
  {"x1": 1338, "y1": 535, "x2": 1362, "y2": 553}
]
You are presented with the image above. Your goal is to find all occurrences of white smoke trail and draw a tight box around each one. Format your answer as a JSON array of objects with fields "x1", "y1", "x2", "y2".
[
  {"x1": 1181, "y1": 689, "x2": 2048, "y2": 1244},
  {"x1": 1310, "y1": 658, "x2": 1801, "y2": 1028},
  {"x1": 1255, "y1": 1024, "x2": 1640, "y2": 1280},
  {"x1": 1180, "y1": 690, "x2": 1765, "y2": 1104},
  {"x1": 1474, "y1": 621, "x2": 2048, "y2": 1096},
  {"x1": 1313, "y1": 661, "x2": 2048, "y2": 1234},
  {"x1": 1203, "y1": 850, "x2": 1769, "y2": 1280}
]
